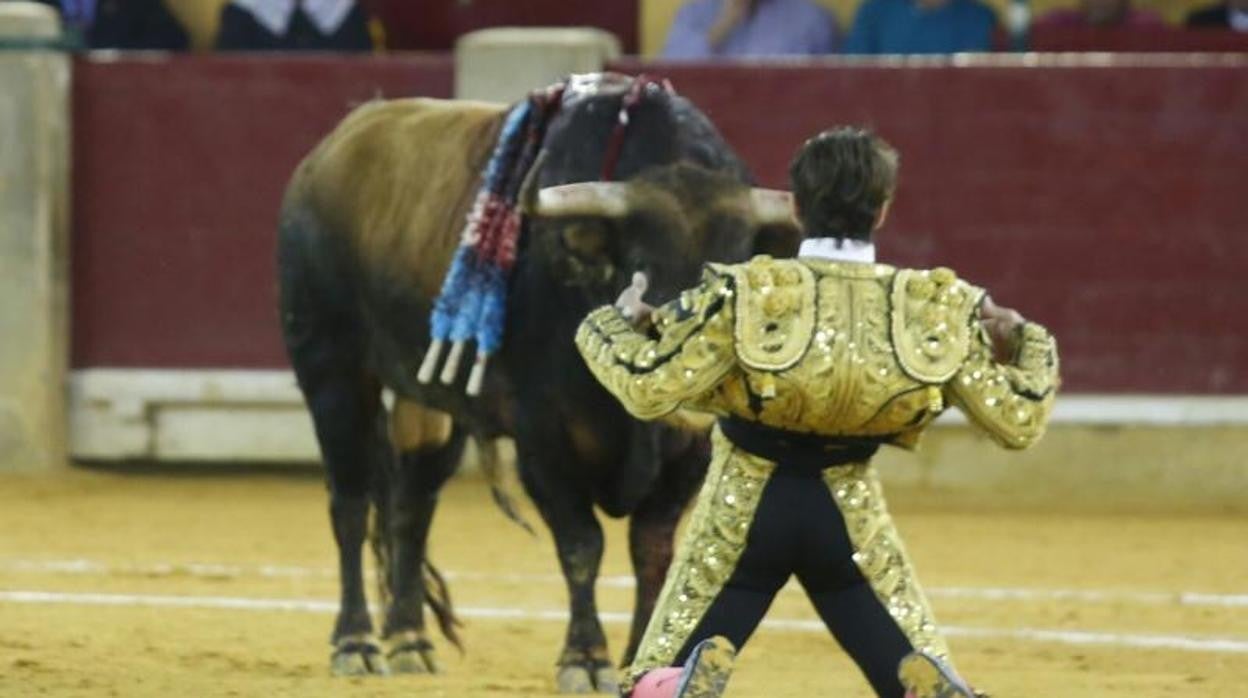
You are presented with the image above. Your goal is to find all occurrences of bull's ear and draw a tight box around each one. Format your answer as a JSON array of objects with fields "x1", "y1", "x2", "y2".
[{"x1": 752, "y1": 223, "x2": 804, "y2": 258}]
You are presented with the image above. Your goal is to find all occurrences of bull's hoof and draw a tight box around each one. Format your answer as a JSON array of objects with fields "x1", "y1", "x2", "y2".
[
  {"x1": 556, "y1": 665, "x2": 595, "y2": 694},
  {"x1": 330, "y1": 634, "x2": 390, "y2": 676},
  {"x1": 593, "y1": 665, "x2": 620, "y2": 694},
  {"x1": 556, "y1": 661, "x2": 618, "y2": 694},
  {"x1": 386, "y1": 631, "x2": 440, "y2": 674}
]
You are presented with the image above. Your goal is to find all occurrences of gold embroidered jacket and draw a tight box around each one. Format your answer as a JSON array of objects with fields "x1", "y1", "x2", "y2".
[{"x1": 575, "y1": 256, "x2": 1059, "y2": 449}]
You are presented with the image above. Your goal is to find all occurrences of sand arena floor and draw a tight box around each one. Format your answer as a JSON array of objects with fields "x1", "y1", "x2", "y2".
[{"x1": 0, "y1": 465, "x2": 1245, "y2": 697}]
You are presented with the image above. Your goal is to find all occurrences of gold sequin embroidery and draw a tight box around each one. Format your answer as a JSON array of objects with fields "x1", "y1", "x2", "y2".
[
  {"x1": 891, "y1": 268, "x2": 983, "y2": 384},
  {"x1": 625, "y1": 427, "x2": 772, "y2": 690},
  {"x1": 946, "y1": 322, "x2": 1059, "y2": 449},
  {"x1": 823, "y1": 464, "x2": 950, "y2": 660},
  {"x1": 574, "y1": 269, "x2": 738, "y2": 421},
  {"x1": 715, "y1": 257, "x2": 817, "y2": 372}
]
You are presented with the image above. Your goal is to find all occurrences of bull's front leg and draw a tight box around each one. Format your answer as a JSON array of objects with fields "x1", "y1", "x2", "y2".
[
  {"x1": 548, "y1": 501, "x2": 614, "y2": 694},
  {"x1": 517, "y1": 442, "x2": 615, "y2": 694},
  {"x1": 622, "y1": 428, "x2": 710, "y2": 665},
  {"x1": 382, "y1": 401, "x2": 466, "y2": 674}
]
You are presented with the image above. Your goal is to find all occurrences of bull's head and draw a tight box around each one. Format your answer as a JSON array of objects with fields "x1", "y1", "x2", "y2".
[
  {"x1": 512, "y1": 81, "x2": 804, "y2": 315},
  {"x1": 523, "y1": 162, "x2": 802, "y2": 308}
]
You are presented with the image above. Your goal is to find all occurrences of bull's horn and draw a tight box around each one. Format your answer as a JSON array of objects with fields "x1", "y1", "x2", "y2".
[
  {"x1": 749, "y1": 188, "x2": 797, "y2": 226},
  {"x1": 535, "y1": 182, "x2": 631, "y2": 218}
]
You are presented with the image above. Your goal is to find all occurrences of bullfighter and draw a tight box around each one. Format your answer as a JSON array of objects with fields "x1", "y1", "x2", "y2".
[{"x1": 574, "y1": 126, "x2": 1060, "y2": 697}]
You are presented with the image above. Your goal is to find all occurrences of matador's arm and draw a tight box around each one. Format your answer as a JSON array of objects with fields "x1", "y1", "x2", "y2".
[
  {"x1": 574, "y1": 269, "x2": 737, "y2": 420},
  {"x1": 944, "y1": 317, "x2": 1060, "y2": 449}
]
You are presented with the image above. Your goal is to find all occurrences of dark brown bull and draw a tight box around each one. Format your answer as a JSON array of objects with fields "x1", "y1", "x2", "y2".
[{"x1": 277, "y1": 84, "x2": 800, "y2": 692}]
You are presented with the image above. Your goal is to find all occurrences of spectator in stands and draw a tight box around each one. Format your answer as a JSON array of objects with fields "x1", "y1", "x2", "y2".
[
  {"x1": 1186, "y1": 0, "x2": 1248, "y2": 30},
  {"x1": 1033, "y1": 0, "x2": 1164, "y2": 28},
  {"x1": 842, "y1": 0, "x2": 997, "y2": 54},
  {"x1": 661, "y1": 0, "x2": 839, "y2": 58},
  {"x1": 215, "y1": 0, "x2": 372, "y2": 51},
  {"x1": 32, "y1": 0, "x2": 189, "y2": 49}
]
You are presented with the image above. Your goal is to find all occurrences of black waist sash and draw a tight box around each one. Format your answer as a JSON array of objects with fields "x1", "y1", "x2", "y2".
[{"x1": 718, "y1": 417, "x2": 884, "y2": 476}]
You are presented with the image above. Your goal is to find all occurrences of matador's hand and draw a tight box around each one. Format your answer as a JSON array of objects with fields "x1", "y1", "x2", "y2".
[
  {"x1": 615, "y1": 271, "x2": 655, "y2": 327},
  {"x1": 980, "y1": 296, "x2": 1025, "y2": 364}
]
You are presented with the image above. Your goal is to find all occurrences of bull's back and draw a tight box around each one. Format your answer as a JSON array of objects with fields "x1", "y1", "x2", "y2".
[{"x1": 284, "y1": 97, "x2": 507, "y2": 301}]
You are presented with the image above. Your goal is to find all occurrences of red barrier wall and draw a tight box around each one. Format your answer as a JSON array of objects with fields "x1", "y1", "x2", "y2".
[
  {"x1": 71, "y1": 54, "x2": 453, "y2": 370},
  {"x1": 71, "y1": 55, "x2": 1248, "y2": 394}
]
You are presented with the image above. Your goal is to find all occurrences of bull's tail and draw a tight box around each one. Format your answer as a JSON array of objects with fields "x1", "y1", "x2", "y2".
[
  {"x1": 366, "y1": 486, "x2": 393, "y2": 619},
  {"x1": 367, "y1": 475, "x2": 464, "y2": 651},
  {"x1": 421, "y1": 559, "x2": 463, "y2": 650}
]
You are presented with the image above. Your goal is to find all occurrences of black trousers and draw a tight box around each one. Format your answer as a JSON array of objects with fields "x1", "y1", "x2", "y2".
[{"x1": 670, "y1": 421, "x2": 915, "y2": 697}]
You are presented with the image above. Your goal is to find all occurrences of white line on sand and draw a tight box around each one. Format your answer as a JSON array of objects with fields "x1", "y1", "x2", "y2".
[
  {"x1": 3, "y1": 589, "x2": 1247, "y2": 654},
  {"x1": 4, "y1": 557, "x2": 1247, "y2": 608}
]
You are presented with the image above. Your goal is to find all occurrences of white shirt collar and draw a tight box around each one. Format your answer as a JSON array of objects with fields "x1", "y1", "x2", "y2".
[
  {"x1": 231, "y1": 0, "x2": 355, "y2": 36},
  {"x1": 798, "y1": 237, "x2": 877, "y2": 263}
]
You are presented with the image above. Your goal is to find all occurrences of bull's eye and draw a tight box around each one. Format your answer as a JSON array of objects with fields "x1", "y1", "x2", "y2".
[{"x1": 561, "y1": 223, "x2": 608, "y2": 260}]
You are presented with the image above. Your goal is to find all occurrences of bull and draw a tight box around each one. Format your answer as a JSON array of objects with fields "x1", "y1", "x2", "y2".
[{"x1": 277, "y1": 75, "x2": 800, "y2": 692}]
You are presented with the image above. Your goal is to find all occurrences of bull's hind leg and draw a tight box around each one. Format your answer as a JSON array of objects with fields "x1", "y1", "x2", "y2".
[
  {"x1": 517, "y1": 441, "x2": 612, "y2": 694},
  {"x1": 381, "y1": 399, "x2": 466, "y2": 674},
  {"x1": 281, "y1": 238, "x2": 391, "y2": 675},
  {"x1": 297, "y1": 370, "x2": 392, "y2": 676}
]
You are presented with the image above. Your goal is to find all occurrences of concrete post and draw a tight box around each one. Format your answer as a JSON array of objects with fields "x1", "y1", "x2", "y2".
[
  {"x1": 454, "y1": 27, "x2": 621, "y2": 103},
  {"x1": 0, "y1": 2, "x2": 70, "y2": 470}
]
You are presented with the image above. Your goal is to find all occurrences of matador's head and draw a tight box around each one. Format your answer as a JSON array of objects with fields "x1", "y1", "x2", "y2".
[{"x1": 789, "y1": 127, "x2": 898, "y2": 245}]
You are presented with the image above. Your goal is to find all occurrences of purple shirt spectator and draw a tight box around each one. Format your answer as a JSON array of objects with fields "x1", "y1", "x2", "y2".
[{"x1": 662, "y1": 0, "x2": 839, "y2": 58}]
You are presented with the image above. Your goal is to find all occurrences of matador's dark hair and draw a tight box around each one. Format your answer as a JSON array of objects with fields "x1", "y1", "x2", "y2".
[{"x1": 788, "y1": 126, "x2": 898, "y2": 242}]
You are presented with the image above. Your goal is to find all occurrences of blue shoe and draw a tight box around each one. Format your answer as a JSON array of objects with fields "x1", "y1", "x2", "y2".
[
  {"x1": 675, "y1": 636, "x2": 736, "y2": 698},
  {"x1": 898, "y1": 651, "x2": 978, "y2": 698}
]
